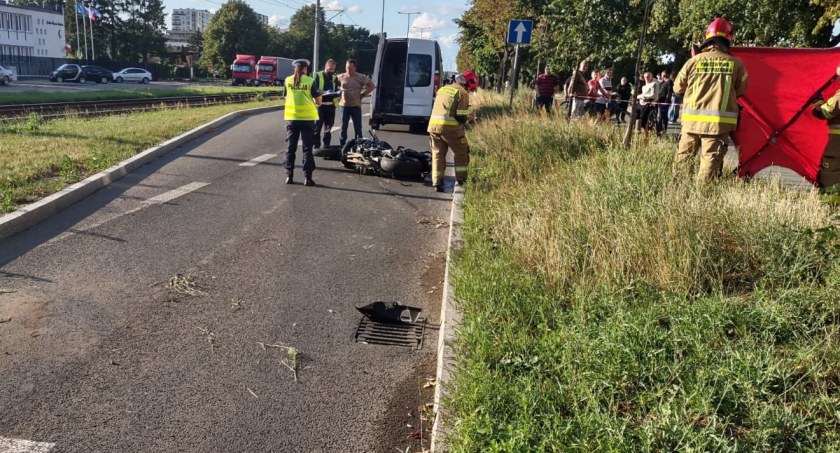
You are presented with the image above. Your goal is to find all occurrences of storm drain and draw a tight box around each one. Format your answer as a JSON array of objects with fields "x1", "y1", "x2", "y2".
[{"x1": 354, "y1": 301, "x2": 425, "y2": 349}]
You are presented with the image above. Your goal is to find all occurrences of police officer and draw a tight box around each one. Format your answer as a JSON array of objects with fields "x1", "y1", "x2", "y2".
[
  {"x1": 283, "y1": 59, "x2": 321, "y2": 186},
  {"x1": 673, "y1": 16, "x2": 749, "y2": 181},
  {"x1": 428, "y1": 72, "x2": 476, "y2": 192},
  {"x1": 811, "y1": 63, "x2": 840, "y2": 190},
  {"x1": 313, "y1": 59, "x2": 339, "y2": 148}
]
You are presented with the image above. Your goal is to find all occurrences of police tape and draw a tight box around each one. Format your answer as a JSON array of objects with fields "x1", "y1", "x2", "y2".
[{"x1": 564, "y1": 94, "x2": 680, "y2": 107}]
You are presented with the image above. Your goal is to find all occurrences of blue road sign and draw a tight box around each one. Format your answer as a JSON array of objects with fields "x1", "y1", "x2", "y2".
[{"x1": 507, "y1": 20, "x2": 533, "y2": 45}]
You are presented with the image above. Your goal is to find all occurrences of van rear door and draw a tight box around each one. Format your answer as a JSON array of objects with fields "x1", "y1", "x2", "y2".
[
  {"x1": 403, "y1": 39, "x2": 436, "y2": 119},
  {"x1": 370, "y1": 33, "x2": 387, "y2": 119}
]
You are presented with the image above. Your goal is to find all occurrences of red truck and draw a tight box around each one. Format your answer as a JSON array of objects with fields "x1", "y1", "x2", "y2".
[
  {"x1": 230, "y1": 54, "x2": 257, "y2": 86},
  {"x1": 256, "y1": 56, "x2": 295, "y2": 87}
]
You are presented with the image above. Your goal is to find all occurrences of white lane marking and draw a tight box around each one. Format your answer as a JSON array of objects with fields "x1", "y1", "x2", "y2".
[
  {"x1": 145, "y1": 182, "x2": 209, "y2": 204},
  {"x1": 0, "y1": 436, "x2": 56, "y2": 453},
  {"x1": 239, "y1": 153, "x2": 277, "y2": 167},
  {"x1": 41, "y1": 182, "x2": 210, "y2": 248}
]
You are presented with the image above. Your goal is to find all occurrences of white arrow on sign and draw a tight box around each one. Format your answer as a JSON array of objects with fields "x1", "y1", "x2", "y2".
[{"x1": 514, "y1": 22, "x2": 528, "y2": 43}]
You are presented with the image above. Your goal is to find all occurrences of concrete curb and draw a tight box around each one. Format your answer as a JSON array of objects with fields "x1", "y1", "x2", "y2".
[
  {"x1": 430, "y1": 183, "x2": 465, "y2": 452},
  {"x1": 0, "y1": 105, "x2": 282, "y2": 242}
]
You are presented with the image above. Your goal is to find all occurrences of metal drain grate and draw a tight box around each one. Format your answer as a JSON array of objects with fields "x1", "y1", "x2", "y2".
[{"x1": 354, "y1": 317, "x2": 426, "y2": 349}]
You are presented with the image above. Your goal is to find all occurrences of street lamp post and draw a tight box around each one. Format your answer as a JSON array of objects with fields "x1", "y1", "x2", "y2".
[
  {"x1": 397, "y1": 11, "x2": 420, "y2": 38},
  {"x1": 623, "y1": 0, "x2": 656, "y2": 147}
]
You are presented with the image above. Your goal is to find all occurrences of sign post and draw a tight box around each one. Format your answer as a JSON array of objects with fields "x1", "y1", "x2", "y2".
[{"x1": 507, "y1": 20, "x2": 533, "y2": 107}]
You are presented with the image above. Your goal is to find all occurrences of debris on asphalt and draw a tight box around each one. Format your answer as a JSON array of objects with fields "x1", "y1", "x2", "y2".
[
  {"x1": 247, "y1": 387, "x2": 258, "y2": 399},
  {"x1": 230, "y1": 298, "x2": 242, "y2": 311},
  {"x1": 0, "y1": 317, "x2": 11, "y2": 323},
  {"x1": 168, "y1": 273, "x2": 203, "y2": 296},
  {"x1": 197, "y1": 326, "x2": 216, "y2": 351}
]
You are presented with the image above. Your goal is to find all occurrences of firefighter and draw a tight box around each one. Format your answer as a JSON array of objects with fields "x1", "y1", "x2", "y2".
[
  {"x1": 811, "y1": 63, "x2": 840, "y2": 190},
  {"x1": 428, "y1": 72, "x2": 477, "y2": 192},
  {"x1": 283, "y1": 59, "x2": 321, "y2": 186},
  {"x1": 673, "y1": 17, "x2": 749, "y2": 182},
  {"x1": 313, "y1": 59, "x2": 339, "y2": 148}
]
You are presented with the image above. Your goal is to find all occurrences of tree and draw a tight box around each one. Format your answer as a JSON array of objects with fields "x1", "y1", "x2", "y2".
[
  {"x1": 188, "y1": 30, "x2": 205, "y2": 56},
  {"x1": 201, "y1": 0, "x2": 271, "y2": 71}
]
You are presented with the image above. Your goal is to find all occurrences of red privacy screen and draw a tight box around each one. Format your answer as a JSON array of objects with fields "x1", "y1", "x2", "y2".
[{"x1": 730, "y1": 46, "x2": 840, "y2": 183}]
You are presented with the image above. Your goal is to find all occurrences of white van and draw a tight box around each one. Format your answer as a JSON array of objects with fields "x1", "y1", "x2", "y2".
[{"x1": 370, "y1": 36, "x2": 443, "y2": 133}]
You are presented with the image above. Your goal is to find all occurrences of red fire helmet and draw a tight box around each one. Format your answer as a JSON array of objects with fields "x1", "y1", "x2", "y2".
[
  {"x1": 461, "y1": 70, "x2": 479, "y2": 92},
  {"x1": 705, "y1": 17, "x2": 734, "y2": 42}
]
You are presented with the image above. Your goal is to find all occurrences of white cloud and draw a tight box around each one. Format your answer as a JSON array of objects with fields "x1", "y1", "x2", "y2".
[
  {"x1": 325, "y1": 0, "x2": 342, "y2": 10},
  {"x1": 269, "y1": 15, "x2": 290, "y2": 28},
  {"x1": 347, "y1": 5, "x2": 362, "y2": 14},
  {"x1": 439, "y1": 33, "x2": 457, "y2": 46},
  {"x1": 411, "y1": 13, "x2": 446, "y2": 31}
]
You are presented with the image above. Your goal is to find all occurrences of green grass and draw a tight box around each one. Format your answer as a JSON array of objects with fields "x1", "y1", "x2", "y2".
[
  {"x1": 0, "y1": 85, "x2": 281, "y2": 105},
  {"x1": 445, "y1": 91, "x2": 840, "y2": 451},
  {"x1": 0, "y1": 99, "x2": 279, "y2": 213}
]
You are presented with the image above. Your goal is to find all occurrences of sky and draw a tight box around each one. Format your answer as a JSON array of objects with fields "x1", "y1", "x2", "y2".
[{"x1": 164, "y1": 0, "x2": 466, "y2": 71}]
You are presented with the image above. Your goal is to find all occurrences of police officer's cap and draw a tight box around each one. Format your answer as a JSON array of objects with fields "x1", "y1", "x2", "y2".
[{"x1": 292, "y1": 59, "x2": 311, "y2": 68}]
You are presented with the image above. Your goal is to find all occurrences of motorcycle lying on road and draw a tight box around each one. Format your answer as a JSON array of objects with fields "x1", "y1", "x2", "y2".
[{"x1": 314, "y1": 130, "x2": 432, "y2": 181}]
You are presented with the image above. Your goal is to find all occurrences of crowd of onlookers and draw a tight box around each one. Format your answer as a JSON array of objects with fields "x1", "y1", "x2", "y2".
[{"x1": 534, "y1": 61, "x2": 684, "y2": 136}]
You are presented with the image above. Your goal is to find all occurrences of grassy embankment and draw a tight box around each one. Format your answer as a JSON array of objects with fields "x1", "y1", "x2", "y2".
[
  {"x1": 445, "y1": 91, "x2": 840, "y2": 451},
  {"x1": 0, "y1": 85, "x2": 281, "y2": 105},
  {"x1": 0, "y1": 98, "x2": 279, "y2": 213}
]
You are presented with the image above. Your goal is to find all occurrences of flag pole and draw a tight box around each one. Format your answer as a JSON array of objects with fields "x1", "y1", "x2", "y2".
[
  {"x1": 87, "y1": 3, "x2": 95, "y2": 61},
  {"x1": 74, "y1": 4, "x2": 81, "y2": 60},
  {"x1": 81, "y1": 3, "x2": 88, "y2": 60}
]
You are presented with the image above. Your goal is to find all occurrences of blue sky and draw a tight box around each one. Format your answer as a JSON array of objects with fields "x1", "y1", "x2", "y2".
[{"x1": 164, "y1": 0, "x2": 466, "y2": 70}]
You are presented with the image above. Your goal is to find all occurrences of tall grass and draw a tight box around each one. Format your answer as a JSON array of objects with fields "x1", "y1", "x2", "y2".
[
  {"x1": 0, "y1": 100, "x2": 278, "y2": 213},
  {"x1": 445, "y1": 91, "x2": 840, "y2": 451},
  {"x1": 0, "y1": 85, "x2": 281, "y2": 105}
]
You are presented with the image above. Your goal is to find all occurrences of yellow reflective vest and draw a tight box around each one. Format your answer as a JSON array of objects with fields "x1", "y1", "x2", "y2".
[
  {"x1": 284, "y1": 74, "x2": 319, "y2": 121},
  {"x1": 674, "y1": 46, "x2": 749, "y2": 135},
  {"x1": 316, "y1": 71, "x2": 340, "y2": 108},
  {"x1": 428, "y1": 84, "x2": 470, "y2": 134}
]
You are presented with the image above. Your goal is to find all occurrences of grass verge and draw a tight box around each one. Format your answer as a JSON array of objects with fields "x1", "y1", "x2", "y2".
[
  {"x1": 445, "y1": 91, "x2": 840, "y2": 451},
  {"x1": 0, "y1": 99, "x2": 278, "y2": 213},
  {"x1": 1, "y1": 85, "x2": 281, "y2": 105}
]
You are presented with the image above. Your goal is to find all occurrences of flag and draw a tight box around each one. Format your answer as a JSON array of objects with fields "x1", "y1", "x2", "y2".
[
  {"x1": 75, "y1": 3, "x2": 85, "y2": 15},
  {"x1": 87, "y1": 6, "x2": 101, "y2": 22},
  {"x1": 730, "y1": 46, "x2": 840, "y2": 183}
]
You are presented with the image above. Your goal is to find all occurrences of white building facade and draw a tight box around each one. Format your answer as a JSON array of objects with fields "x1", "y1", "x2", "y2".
[
  {"x1": 171, "y1": 8, "x2": 213, "y2": 33},
  {"x1": 0, "y1": 3, "x2": 66, "y2": 67}
]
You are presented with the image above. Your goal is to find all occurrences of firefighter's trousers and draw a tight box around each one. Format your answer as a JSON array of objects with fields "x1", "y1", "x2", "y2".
[
  {"x1": 429, "y1": 127, "x2": 469, "y2": 187},
  {"x1": 675, "y1": 132, "x2": 727, "y2": 181},
  {"x1": 819, "y1": 137, "x2": 840, "y2": 189}
]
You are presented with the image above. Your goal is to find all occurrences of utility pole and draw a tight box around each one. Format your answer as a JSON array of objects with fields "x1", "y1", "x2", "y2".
[
  {"x1": 314, "y1": 0, "x2": 320, "y2": 68},
  {"x1": 622, "y1": 0, "x2": 655, "y2": 148},
  {"x1": 397, "y1": 11, "x2": 420, "y2": 38},
  {"x1": 380, "y1": 0, "x2": 384, "y2": 37}
]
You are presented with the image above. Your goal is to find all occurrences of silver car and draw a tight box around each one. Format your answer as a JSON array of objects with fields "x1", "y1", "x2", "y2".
[
  {"x1": 113, "y1": 67, "x2": 152, "y2": 84},
  {"x1": 0, "y1": 64, "x2": 12, "y2": 85}
]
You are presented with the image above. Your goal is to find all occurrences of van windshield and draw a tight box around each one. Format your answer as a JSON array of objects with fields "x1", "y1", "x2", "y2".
[{"x1": 406, "y1": 54, "x2": 431, "y2": 87}]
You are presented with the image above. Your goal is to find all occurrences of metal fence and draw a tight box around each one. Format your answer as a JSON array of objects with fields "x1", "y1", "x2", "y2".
[{"x1": 0, "y1": 56, "x2": 166, "y2": 80}]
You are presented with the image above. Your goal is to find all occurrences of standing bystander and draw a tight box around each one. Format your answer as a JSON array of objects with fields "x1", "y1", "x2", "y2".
[
  {"x1": 534, "y1": 65, "x2": 560, "y2": 114},
  {"x1": 338, "y1": 59, "x2": 376, "y2": 147}
]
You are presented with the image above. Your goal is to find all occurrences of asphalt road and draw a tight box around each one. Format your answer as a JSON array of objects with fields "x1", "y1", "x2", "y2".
[{"x1": 0, "y1": 111, "x2": 454, "y2": 452}]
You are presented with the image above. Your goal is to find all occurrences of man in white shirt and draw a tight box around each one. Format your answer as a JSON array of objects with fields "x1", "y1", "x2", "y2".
[{"x1": 636, "y1": 71, "x2": 659, "y2": 132}]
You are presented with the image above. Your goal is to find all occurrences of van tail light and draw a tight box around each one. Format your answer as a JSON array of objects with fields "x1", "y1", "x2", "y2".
[{"x1": 434, "y1": 73, "x2": 440, "y2": 94}]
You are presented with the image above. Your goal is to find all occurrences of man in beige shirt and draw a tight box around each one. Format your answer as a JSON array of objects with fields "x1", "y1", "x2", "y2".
[{"x1": 337, "y1": 59, "x2": 376, "y2": 146}]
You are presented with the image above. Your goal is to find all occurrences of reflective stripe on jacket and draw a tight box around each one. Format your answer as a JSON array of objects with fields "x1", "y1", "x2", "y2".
[
  {"x1": 316, "y1": 71, "x2": 339, "y2": 107},
  {"x1": 674, "y1": 46, "x2": 748, "y2": 135},
  {"x1": 428, "y1": 84, "x2": 470, "y2": 134},
  {"x1": 284, "y1": 75, "x2": 319, "y2": 121}
]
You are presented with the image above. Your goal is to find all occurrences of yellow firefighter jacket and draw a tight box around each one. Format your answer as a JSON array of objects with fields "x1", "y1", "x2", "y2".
[
  {"x1": 674, "y1": 46, "x2": 749, "y2": 135},
  {"x1": 815, "y1": 88, "x2": 840, "y2": 187},
  {"x1": 427, "y1": 83, "x2": 470, "y2": 134}
]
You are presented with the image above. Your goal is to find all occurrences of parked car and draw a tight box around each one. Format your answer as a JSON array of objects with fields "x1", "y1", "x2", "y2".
[
  {"x1": 49, "y1": 64, "x2": 113, "y2": 84},
  {"x1": 0, "y1": 64, "x2": 12, "y2": 85},
  {"x1": 113, "y1": 67, "x2": 152, "y2": 84}
]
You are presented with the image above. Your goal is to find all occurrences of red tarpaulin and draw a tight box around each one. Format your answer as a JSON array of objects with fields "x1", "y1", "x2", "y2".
[{"x1": 730, "y1": 47, "x2": 840, "y2": 183}]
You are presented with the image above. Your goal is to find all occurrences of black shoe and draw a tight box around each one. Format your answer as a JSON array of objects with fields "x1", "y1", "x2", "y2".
[
  {"x1": 455, "y1": 180, "x2": 466, "y2": 187},
  {"x1": 285, "y1": 176, "x2": 294, "y2": 184},
  {"x1": 304, "y1": 177, "x2": 315, "y2": 187},
  {"x1": 434, "y1": 185, "x2": 444, "y2": 193}
]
